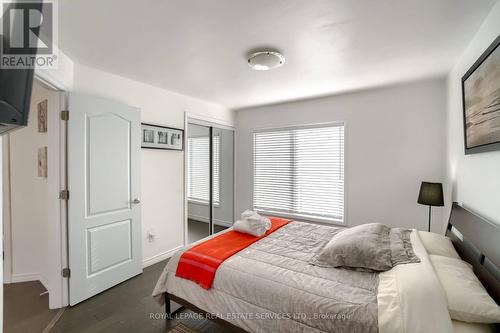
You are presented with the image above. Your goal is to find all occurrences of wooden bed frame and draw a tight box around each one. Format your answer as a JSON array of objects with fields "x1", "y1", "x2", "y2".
[{"x1": 164, "y1": 202, "x2": 500, "y2": 331}]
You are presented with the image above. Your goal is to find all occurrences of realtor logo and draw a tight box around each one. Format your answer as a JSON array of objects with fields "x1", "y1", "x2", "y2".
[{"x1": 1, "y1": 1, "x2": 58, "y2": 69}]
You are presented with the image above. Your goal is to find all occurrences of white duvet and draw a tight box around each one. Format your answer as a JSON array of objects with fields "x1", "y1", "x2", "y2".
[
  {"x1": 153, "y1": 222, "x2": 453, "y2": 333},
  {"x1": 377, "y1": 229, "x2": 453, "y2": 333}
]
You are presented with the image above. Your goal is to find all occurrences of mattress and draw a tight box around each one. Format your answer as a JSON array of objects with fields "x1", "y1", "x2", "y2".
[{"x1": 153, "y1": 221, "x2": 454, "y2": 333}]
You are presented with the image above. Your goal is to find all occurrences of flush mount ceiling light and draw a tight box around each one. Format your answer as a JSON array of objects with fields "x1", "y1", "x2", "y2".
[{"x1": 247, "y1": 51, "x2": 285, "y2": 71}]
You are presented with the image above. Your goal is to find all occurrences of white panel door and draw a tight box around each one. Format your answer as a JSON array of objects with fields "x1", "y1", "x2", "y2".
[{"x1": 68, "y1": 93, "x2": 142, "y2": 305}]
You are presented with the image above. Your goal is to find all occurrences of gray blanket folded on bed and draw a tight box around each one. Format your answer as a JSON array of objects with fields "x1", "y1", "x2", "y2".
[
  {"x1": 154, "y1": 222, "x2": 420, "y2": 333},
  {"x1": 231, "y1": 222, "x2": 382, "y2": 333}
]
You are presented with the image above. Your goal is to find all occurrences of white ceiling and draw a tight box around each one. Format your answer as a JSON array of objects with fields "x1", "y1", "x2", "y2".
[{"x1": 58, "y1": 0, "x2": 497, "y2": 109}]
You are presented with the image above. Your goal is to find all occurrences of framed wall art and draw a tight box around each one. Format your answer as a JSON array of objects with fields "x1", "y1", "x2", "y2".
[
  {"x1": 462, "y1": 34, "x2": 500, "y2": 154},
  {"x1": 141, "y1": 123, "x2": 184, "y2": 150}
]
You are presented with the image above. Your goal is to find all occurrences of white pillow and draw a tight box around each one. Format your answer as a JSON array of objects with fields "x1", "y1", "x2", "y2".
[
  {"x1": 419, "y1": 231, "x2": 460, "y2": 259},
  {"x1": 430, "y1": 255, "x2": 500, "y2": 323}
]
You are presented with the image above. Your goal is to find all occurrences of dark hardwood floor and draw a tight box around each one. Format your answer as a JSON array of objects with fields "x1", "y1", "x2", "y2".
[
  {"x1": 4, "y1": 260, "x2": 227, "y2": 333},
  {"x1": 4, "y1": 281, "x2": 58, "y2": 333}
]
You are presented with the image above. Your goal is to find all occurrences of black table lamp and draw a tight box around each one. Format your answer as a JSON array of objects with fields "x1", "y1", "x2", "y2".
[{"x1": 417, "y1": 182, "x2": 444, "y2": 232}]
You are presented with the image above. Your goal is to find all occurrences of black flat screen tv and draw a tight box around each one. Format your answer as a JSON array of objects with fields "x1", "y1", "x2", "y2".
[
  {"x1": 0, "y1": 59, "x2": 35, "y2": 134},
  {"x1": 0, "y1": 1, "x2": 40, "y2": 135}
]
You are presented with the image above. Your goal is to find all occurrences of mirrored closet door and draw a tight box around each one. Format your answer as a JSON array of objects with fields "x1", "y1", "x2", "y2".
[{"x1": 187, "y1": 121, "x2": 234, "y2": 244}]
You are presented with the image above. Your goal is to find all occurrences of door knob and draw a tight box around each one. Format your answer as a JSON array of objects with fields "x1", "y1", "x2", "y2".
[{"x1": 132, "y1": 198, "x2": 141, "y2": 204}]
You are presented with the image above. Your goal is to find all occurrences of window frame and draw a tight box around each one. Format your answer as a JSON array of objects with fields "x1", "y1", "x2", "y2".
[{"x1": 252, "y1": 122, "x2": 346, "y2": 225}]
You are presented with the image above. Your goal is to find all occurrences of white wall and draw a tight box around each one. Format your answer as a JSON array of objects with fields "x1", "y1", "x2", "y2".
[
  {"x1": 35, "y1": 48, "x2": 74, "y2": 90},
  {"x1": 235, "y1": 78, "x2": 447, "y2": 232},
  {"x1": 72, "y1": 64, "x2": 233, "y2": 266},
  {"x1": 446, "y1": 1, "x2": 500, "y2": 226},
  {"x1": 6, "y1": 81, "x2": 59, "y2": 287}
]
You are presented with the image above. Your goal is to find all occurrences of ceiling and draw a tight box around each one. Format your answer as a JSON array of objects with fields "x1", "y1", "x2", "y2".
[{"x1": 58, "y1": 0, "x2": 497, "y2": 109}]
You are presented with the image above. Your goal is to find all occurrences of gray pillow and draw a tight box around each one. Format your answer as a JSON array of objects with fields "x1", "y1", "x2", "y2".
[{"x1": 311, "y1": 223, "x2": 419, "y2": 272}]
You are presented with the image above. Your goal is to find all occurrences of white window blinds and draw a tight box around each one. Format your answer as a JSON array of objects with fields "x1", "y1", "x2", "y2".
[
  {"x1": 253, "y1": 124, "x2": 344, "y2": 223},
  {"x1": 187, "y1": 135, "x2": 220, "y2": 204}
]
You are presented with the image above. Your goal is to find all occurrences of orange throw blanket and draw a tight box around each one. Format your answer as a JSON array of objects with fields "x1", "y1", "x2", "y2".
[{"x1": 175, "y1": 217, "x2": 290, "y2": 290}]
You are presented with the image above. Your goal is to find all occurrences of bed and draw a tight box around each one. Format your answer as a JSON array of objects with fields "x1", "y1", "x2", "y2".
[{"x1": 153, "y1": 203, "x2": 500, "y2": 332}]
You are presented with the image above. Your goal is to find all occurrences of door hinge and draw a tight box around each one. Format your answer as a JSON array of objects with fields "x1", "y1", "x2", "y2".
[
  {"x1": 62, "y1": 268, "x2": 71, "y2": 278},
  {"x1": 59, "y1": 190, "x2": 69, "y2": 200},
  {"x1": 60, "y1": 110, "x2": 69, "y2": 121}
]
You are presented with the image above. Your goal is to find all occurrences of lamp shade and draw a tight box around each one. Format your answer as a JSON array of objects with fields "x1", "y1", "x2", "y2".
[{"x1": 417, "y1": 182, "x2": 444, "y2": 207}]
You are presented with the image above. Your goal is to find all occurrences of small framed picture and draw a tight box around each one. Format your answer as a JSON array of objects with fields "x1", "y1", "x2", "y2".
[
  {"x1": 38, "y1": 99, "x2": 48, "y2": 133},
  {"x1": 141, "y1": 123, "x2": 184, "y2": 150}
]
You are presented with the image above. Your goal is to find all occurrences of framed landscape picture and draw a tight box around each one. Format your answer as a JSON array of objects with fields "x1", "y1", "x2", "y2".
[
  {"x1": 141, "y1": 123, "x2": 184, "y2": 150},
  {"x1": 462, "y1": 34, "x2": 500, "y2": 154}
]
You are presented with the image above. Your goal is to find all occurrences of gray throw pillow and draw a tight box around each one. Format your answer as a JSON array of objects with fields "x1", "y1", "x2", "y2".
[{"x1": 311, "y1": 223, "x2": 419, "y2": 272}]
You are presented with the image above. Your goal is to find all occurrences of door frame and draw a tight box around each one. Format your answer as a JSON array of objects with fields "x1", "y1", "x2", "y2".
[
  {"x1": 38, "y1": 74, "x2": 70, "y2": 309},
  {"x1": 2, "y1": 135, "x2": 12, "y2": 284},
  {"x1": 2, "y1": 72, "x2": 70, "y2": 308},
  {"x1": 183, "y1": 112, "x2": 235, "y2": 246}
]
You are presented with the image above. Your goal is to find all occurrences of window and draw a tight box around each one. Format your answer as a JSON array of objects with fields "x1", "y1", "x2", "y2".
[
  {"x1": 187, "y1": 135, "x2": 220, "y2": 204},
  {"x1": 253, "y1": 124, "x2": 344, "y2": 223}
]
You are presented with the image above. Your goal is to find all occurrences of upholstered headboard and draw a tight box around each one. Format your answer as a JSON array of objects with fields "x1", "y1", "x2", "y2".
[{"x1": 446, "y1": 202, "x2": 500, "y2": 304}]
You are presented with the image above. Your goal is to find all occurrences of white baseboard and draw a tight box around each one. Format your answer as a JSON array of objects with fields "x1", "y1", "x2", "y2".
[
  {"x1": 10, "y1": 273, "x2": 50, "y2": 293},
  {"x1": 213, "y1": 219, "x2": 232, "y2": 227},
  {"x1": 10, "y1": 272, "x2": 41, "y2": 283},
  {"x1": 142, "y1": 245, "x2": 183, "y2": 268},
  {"x1": 188, "y1": 214, "x2": 233, "y2": 227}
]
